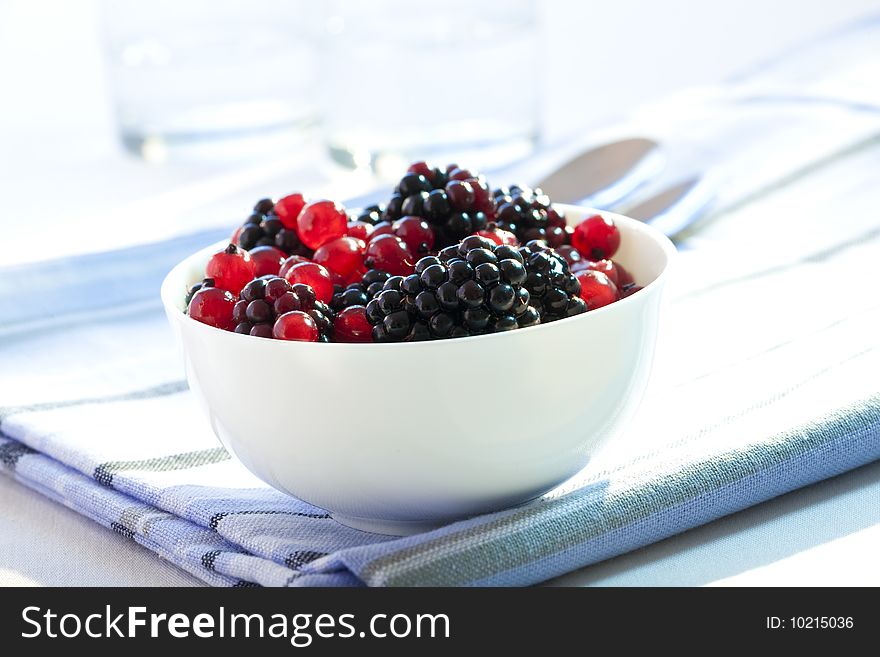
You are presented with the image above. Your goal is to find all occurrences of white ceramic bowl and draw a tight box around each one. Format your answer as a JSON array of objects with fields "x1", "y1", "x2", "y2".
[{"x1": 161, "y1": 206, "x2": 675, "y2": 534}]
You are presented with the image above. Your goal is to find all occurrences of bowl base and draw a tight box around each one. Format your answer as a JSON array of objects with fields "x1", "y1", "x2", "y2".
[{"x1": 332, "y1": 513, "x2": 442, "y2": 536}]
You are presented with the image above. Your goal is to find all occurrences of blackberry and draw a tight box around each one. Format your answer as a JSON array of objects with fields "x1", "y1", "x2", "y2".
[
  {"x1": 352, "y1": 204, "x2": 384, "y2": 226},
  {"x1": 519, "y1": 240, "x2": 586, "y2": 323},
  {"x1": 233, "y1": 276, "x2": 335, "y2": 340},
  {"x1": 330, "y1": 283, "x2": 370, "y2": 312},
  {"x1": 361, "y1": 268, "x2": 392, "y2": 298},
  {"x1": 253, "y1": 198, "x2": 275, "y2": 215},
  {"x1": 234, "y1": 199, "x2": 312, "y2": 257},
  {"x1": 365, "y1": 236, "x2": 535, "y2": 342},
  {"x1": 329, "y1": 268, "x2": 391, "y2": 312},
  {"x1": 492, "y1": 185, "x2": 569, "y2": 247},
  {"x1": 382, "y1": 164, "x2": 492, "y2": 249},
  {"x1": 185, "y1": 278, "x2": 214, "y2": 307}
]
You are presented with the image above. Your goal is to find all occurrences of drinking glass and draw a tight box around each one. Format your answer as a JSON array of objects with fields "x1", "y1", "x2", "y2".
[
  {"x1": 320, "y1": 0, "x2": 541, "y2": 174},
  {"x1": 101, "y1": 0, "x2": 321, "y2": 161}
]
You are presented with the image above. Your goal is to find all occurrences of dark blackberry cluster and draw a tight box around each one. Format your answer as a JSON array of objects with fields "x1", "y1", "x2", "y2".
[
  {"x1": 329, "y1": 284, "x2": 368, "y2": 312},
  {"x1": 492, "y1": 185, "x2": 570, "y2": 248},
  {"x1": 381, "y1": 166, "x2": 492, "y2": 248},
  {"x1": 518, "y1": 240, "x2": 586, "y2": 322},
  {"x1": 329, "y1": 269, "x2": 390, "y2": 312},
  {"x1": 351, "y1": 204, "x2": 384, "y2": 225},
  {"x1": 233, "y1": 276, "x2": 335, "y2": 341},
  {"x1": 365, "y1": 236, "x2": 538, "y2": 342},
  {"x1": 235, "y1": 198, "x2": 312, "y2": 257}
]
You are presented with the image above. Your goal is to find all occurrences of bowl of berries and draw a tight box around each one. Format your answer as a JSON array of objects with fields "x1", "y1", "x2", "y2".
[{"x1": 161, "y1": 163, "x2": 675, "y2": 535}]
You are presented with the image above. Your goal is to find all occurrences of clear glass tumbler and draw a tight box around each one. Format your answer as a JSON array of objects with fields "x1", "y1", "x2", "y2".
[
  {"x1": 321, "y1": 0, "x2": 541, "y2": 174},
  {"x1": 101, "y1": 0, "x2": 321, "y2": 161}
]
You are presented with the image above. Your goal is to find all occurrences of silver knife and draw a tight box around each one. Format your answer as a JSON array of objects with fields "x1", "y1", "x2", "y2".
[
  {"x1": 533, "y1": 138, "x2": 715, "y2": 238},
  {"x1": 534, "y1": 137, "x2": 664, "y2": 208}
]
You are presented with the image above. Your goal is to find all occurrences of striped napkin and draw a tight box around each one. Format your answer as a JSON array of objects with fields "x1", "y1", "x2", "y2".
[{"x1": 2, "y1": 129, "x2": 879, "y2": 585}]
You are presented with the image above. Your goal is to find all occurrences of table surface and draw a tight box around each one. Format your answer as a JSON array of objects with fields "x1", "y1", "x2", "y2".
[{"x1": 2, "y1": 1, "x2": 879, "y2": 587}]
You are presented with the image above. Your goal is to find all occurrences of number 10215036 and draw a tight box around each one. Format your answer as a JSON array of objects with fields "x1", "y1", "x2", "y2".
[{"x1": 766, "y1": 617, "x2": 854, "y2": 630}]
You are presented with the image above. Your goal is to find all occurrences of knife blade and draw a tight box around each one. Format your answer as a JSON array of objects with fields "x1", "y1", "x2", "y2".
[
  {"x1": 620, "y1": 175, "x2": 718, "y2": 237},
  {"x1": 534, "y1": 137, "x2": 664, "y2": 207}
]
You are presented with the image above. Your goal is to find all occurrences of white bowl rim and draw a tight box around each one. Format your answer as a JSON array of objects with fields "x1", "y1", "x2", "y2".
[{"x1": 160, "y1": 207, "x2": 676, "y2": 349}]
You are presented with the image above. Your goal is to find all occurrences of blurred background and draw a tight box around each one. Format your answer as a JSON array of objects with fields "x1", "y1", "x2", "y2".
[{"x1": 1, "y1": 0, "x2": 878, "y2": 267}]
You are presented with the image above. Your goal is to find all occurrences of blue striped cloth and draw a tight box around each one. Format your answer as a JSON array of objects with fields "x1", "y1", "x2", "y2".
[{"x1": 2, "y1": 129, "x2": 880, "y2": 585}]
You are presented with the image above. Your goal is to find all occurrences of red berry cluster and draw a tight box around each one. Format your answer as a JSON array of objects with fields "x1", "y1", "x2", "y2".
[{"x1": 186, "y1": 163, "x2": 640, "y2": 343}]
